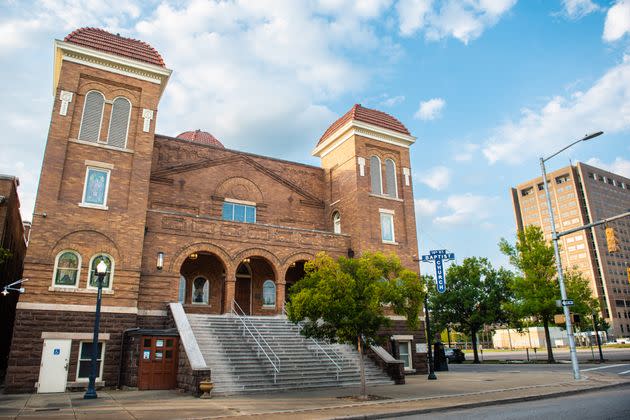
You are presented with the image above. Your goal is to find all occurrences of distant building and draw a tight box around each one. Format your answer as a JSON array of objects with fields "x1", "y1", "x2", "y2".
[
  {"x1": 511, "y1": 162, "x2": 630, "y2": 339},
  {"x1": 0, "y1": 175, "x2": 28, "y2": 379},
  {"x1": 5, "y1": 28, "x2": 425, "y2": 394}
]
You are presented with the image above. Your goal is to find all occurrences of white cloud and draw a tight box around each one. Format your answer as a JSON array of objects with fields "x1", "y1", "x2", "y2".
[
  {"x1": 397, "y1": 0, "x2": 517, "y2": 44},
  {"x1": 380, "y1": 95, "x2": 405, "y2": 107},
  {"x1": 414, "y1": 97, "x2": 445, "y2": 120},
  {"x1": 416, "y1": 165, "x2": 451, "y2": 190},
  {"x1": 603, "y1": 0, "x2": 630, "y2": 42},
  {"x1": 433, "y1": 193, "x2": 498, "y2": 226},
  {"x1": 482, "y1": 59, "x2": 630, "y2": 164},
  {"x1": 585, "y1": 157, "x2": 630, "y2": 177},
  {"x1": 561, "y1": 0, "x2": 600, "y2": 20},
  {"x1": 453, "y1": 143, "x2": 480, "y2": 162},
  {"x1": 415, "y1": 198, "x2": 442, "y2": 217}
]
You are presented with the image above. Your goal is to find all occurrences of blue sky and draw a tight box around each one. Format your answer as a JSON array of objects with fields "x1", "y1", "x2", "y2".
[{"x1": 1, "y1": 0, "x2": 629, "y2": 272}]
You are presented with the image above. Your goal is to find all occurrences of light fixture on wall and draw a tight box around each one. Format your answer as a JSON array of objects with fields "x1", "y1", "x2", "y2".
[
  {"x1": 189, "y1": 253, "x2": 198, "y2": 260},
  {"x1": 242, "y1": 257, "x2": 251, "y2": 264},
  {"x1": 289, "y1": 262, "x2": 296, "y2": 268},
  {"x1": 157, "y1": 252, "x2": 164, "y2": 270}
]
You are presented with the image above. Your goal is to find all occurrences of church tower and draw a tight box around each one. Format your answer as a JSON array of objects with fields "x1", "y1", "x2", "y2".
[
  {"x1": 313, "y1": 104, "x2": 419, "y2": 268},
  {"x1": 5, "y1": 28, "x2": 171, "y2": 392}
]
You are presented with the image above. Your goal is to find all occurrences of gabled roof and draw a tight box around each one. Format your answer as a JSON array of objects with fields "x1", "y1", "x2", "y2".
[
  {"x1": 64, "y1": 27, "x2": 165, "y2": 67},
  {"x1": 317, "y1": 104, "x2": 410, "y2": 145}
]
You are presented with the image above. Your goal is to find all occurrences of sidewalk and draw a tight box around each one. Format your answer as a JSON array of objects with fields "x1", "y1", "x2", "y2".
[{"x1": 1, "y1": 370, "x2": 629, "y2": 419}]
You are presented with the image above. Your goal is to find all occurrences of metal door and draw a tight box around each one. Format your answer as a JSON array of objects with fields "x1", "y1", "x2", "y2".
[{"x1": 37, "y1": 339, "x2": 71, "y2": 393}]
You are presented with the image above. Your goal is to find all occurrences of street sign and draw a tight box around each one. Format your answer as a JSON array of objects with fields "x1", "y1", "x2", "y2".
[
  {"x1": 435, "y1": 258, "x2": 446, "y2": 293},
  {"x1": 562, "y1": 299, "x2": 574, "y2": 306},
  {"x1": 429, "y1": 249, "x2": 448, "y2": 256}
]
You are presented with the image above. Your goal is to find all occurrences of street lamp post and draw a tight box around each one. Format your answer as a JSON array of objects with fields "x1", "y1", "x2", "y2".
[
  {"x1": 540, "y1": 131, "x2": 603, "y2": 381},
  {"x1": 84, "y1": 260, "x2": 108, "y2": 399}
]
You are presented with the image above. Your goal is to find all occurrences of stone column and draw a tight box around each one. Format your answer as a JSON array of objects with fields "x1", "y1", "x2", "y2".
[
  {"x1": 276, "y1": 281, "x2": 286, "y2": 315},
  {"x1": 223, "y1": 264, "x2": 236, "y2": 314}
]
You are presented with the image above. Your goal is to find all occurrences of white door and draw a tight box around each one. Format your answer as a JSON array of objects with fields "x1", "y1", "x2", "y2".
[{"x1": 38, "y1": 339, "x2": 71, "y2": 393}]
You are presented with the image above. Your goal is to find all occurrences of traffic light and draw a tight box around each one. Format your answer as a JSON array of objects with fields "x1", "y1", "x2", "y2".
[
  {"x1": 605, "y1": 226, "x2": 620, "y2": 253},
  {"x1": 627, "y1": 266, "x2": 630, "y2": 284}
]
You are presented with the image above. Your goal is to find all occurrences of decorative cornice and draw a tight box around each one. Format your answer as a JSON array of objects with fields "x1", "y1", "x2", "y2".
[
  {"x1": 312, "y1": 120, "x2": 416, "y2": 158},
  {"x1": 53, "y1": 40, "x2": 172, "y2": 98}
]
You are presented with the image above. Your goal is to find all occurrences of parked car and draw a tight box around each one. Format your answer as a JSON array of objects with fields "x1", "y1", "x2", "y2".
[{"x1": 444, "y1": 347, "x2": 465, "y2": 363}]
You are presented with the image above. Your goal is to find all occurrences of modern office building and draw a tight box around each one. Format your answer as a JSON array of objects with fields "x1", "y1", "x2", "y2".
[
  {"x1": 5, "y1": 28, "x2": 425, "y2": 394},
  {"x1": 511, "y1": 162, "x2": 630, "y2": 339}
]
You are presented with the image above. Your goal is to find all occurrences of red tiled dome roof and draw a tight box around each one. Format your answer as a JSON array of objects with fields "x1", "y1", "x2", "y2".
[
  {"x1": 64, "y1": 27, "x2": 165, "y2": 67},
  {"x1": 318, "y1": 104, "x2": 410, "y2": 145},
  {"x1": 176, "y1": 130, "x2": 224, "y2": 148}
]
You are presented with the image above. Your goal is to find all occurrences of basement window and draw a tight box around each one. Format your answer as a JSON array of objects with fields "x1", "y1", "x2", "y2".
[{"x1": 77, "y1": 342, "x2": 104, "y2": 381}]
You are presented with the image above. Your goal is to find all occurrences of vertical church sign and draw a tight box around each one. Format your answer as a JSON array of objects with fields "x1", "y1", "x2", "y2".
[{"x1": 421, "y1": 250, "x2": 455, "y2": 293}]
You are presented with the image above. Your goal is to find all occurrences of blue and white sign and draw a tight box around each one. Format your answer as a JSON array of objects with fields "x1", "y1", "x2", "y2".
[
  {"x1": 53, "y1": 348, "x2": 60, "y2": 355},
  {"x1": 421, "y1": 249, "x2": 455, "y2": 294}
]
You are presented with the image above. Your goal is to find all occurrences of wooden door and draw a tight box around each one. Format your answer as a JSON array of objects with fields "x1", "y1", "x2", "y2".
[
  {"x1": 235, "y1": 278, "x2": 251, "y2": 315},
  {"x1": 138, "y1": 336, "x2": 179, "y2": 390}
]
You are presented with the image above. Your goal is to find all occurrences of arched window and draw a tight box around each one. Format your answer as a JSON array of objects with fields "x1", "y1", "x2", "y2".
[
  {"x1": 370, "y1": 156, "x2": 382, "y2": 194},
  {"x1": 88, "y1": 254, "x2": 114, "y2": 289},
  {"x1": 384, "y1": 159, "x2": 398, "y2": 198},
  {"x1": 263, "y1": 280, "x2": 276, "y2": 307},
  {"x1": 107, "y1": 97, "x2": 131, "y2": 148},
  {"x1": 192, "y1": 277, "x2": 209, "y2": 304},
  {"x1": 78, "y1": 91, "x2": 105, "y2": 142},
  {"x1": 178, "y1": 276, "x2": 186, "y2": 303},
  {"x1": 53, "y1": 251, "x2": 81, "y2": 287},
  {"x1": 332, "y1": 211, "x2": 341, "y2": 234}
]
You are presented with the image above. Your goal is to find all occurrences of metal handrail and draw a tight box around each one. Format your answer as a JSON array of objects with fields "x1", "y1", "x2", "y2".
[
  {"x1": 282, "y1": 304, "x2": 342, "y2": 380},
  {"x1": 231, "y1": 300, "x2": 280, "y2": 383}
]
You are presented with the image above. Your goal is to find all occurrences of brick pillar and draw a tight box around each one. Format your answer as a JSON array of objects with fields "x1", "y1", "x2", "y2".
[
  {"x1": 276, "y1": 281, "x2": 286, "y2": 315},
  {"x1": 223, "y1": 264, "x2": 236, "y2": 314}
]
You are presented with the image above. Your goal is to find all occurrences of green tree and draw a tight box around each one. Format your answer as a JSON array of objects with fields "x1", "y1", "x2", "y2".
[
  {"x1": 428, "y1": 257, "x2": 513, "y2": 363},
  {"x1": 0, "y1": 247, "x2": 11, "y2": 265},
  {"x1": 500, "y1": 225, "x2": 558, "y2": 362},
  {"x1": 500, "y1": 225, "x2": 598, "y2": 362},
  {"x1": 286, "y1": 251, "x2": 424, "y2": 399}
]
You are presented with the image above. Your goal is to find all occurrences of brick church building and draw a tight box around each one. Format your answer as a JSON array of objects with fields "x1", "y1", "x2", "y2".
[{"x1": 5, "y1": 28, "x2": 425, "y2": 394}]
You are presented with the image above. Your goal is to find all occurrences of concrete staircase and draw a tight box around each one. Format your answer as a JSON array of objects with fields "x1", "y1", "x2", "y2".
[{"x1": 186, "y1": 314, "x2": 394, "y2": 394}]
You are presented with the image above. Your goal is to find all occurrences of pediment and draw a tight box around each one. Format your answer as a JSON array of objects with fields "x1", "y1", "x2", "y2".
[{"x1": 151, "y1": 153, "x2": 323, "y2": 207}]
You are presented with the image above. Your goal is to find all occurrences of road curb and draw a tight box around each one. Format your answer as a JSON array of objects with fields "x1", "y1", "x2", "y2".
[{"x1": 335, "y1": 381, "x2": 630, "y2": 419}]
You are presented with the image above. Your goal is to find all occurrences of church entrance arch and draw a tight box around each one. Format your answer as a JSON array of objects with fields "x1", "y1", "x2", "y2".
[
  {"x1": 285, "y1": 260, "x2": 308, "y2": 303},
  {"x1": 233, "y1": 256, "x2": 277, "y2": 315},
  {"x1": 179, "y1": 252, "x2": 226, "y2": 314}
]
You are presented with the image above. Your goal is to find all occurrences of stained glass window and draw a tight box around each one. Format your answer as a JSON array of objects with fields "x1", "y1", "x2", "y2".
[
  {"x1": 54, "y1": 251, "x2": 80, "y2": 286},
  {"x1": 263, "y1": 280, "x2": 276, "y2": 306},
  {"x1": 83, "y1": 168, "x2": 109, "y2": 206}
]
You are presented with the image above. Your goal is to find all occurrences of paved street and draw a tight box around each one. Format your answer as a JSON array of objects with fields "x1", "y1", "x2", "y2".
[
  {"x1": 448, "y1": 361, "x2": 630, "y2": 377},
  {"x1": 464, "y1": 347, "x2": 630, "y2": 362},
  {"x1": 398, "y1": 386, "x2": 630, "y2": 419}
]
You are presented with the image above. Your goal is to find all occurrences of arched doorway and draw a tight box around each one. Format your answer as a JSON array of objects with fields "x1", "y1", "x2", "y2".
[
  {"x1": 285, "y1": 260, "x2": 307, "y2": 303},
  {"x1": 234, "y1": 257, "x2": 276, "y2": 315},
  {"x1": 179, "y1": 252, "x2": 226, "y2": 314}
]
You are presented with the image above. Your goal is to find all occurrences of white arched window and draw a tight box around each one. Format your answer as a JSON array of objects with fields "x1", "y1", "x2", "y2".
[
  {"x1": 192, "y1": 277, "x2": 209, "y2": 304},
  {"x1": 384, "y1": 158, "x2": 398, "y2": 198},
  {"x1": 263, "y1": 280, "x2": 276, "y2": 307},
  {"x1": 53, "y1": 250, "x2": 81, "y2": 287},
  {"x1": 78, "y1": 91, "x2": 105, "y2": 142},
  {"x1": 370, "y1": 156, "x2": 382, "y2": 194},
  {"x1": 332, "y1": 211, "x2": 341, "y2": 234},
  {"x1": 107, "y1": 97, "x2": 131, "y2": 148},
  {"x1": 88, "y1": 254, "x2": 114, "y2": 290},
  {"x1": 178, "y1": 276, "x2": 186, "y2": 303}
]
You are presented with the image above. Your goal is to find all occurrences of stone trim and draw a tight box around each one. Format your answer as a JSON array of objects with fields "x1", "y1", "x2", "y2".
[
  {"x1": 137, "y1": 309, "x2": 168, "y2": 316},
  {"x1": 69, "y1": 138, "x2": 134, "y2": 154},
  {"x1": 17, "y1": 302, "x2": 137, "y2": 314},
  {"x1": 169, "y1": 302, "x2": 207, "y2": 370},
  {"x1": 41, "y1": 332, "x2": 111, "y2": 340}
]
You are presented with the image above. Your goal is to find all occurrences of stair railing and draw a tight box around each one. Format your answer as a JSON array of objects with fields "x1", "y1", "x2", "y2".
[
  {"x1": 231, "y1": 300, "x2": 280, "y2": 383},
  {"x1": 282, "y1": 304, "x2": 342, "y2": 380}
]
